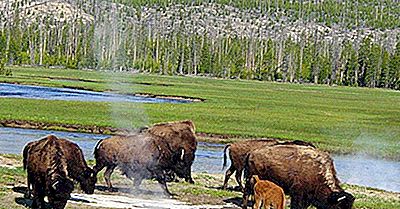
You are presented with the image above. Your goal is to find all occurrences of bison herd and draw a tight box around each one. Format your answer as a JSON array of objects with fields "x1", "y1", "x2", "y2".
[{"x1": 22, "y1": 120, "x2": 354, "y2": 209}]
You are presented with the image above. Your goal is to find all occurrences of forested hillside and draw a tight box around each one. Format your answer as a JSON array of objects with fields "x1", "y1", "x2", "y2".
[{"x1": 1, "y1": 0, "x2": 399, "y2": 89}]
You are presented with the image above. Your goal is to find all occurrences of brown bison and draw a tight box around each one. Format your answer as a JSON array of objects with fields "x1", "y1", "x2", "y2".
[
  {"x1": 23, "y1": 135, "x2": 75, "y2": 209},
  {"x1": 23, "y1": 135, "x2": 97, "y2": 199},
  {"x1": 242, "y1": 144, "x2": 354, "y2": 209},
  {"x1": 93, "y1": 120, "x2": 197, "y2": 194},
  {"x1": 222, "y1": 139, "x2": 315, "y2": 190}
]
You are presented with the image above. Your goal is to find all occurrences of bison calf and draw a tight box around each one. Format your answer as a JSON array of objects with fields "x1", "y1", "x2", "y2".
[
  {"x1": 252, "y1": 175, "x2": 285, "y2": 209},
  {"x1": 242, "y1": 144, "x2": 354, "y2": 209}
]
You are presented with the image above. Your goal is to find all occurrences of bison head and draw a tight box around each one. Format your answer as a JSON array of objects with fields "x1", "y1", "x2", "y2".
[
  {"x1": 327, "y1": 191, "x2": 355, "y2": 209},
  {"x1": 49, "y1": 177, "x2": 74, "y2": 209},
  {"x1": 173, "y1": 148, "x2": 195, "y2": 184},
  {"x1": 79, "y1": 168, "x2": 97, "y2": 194}
]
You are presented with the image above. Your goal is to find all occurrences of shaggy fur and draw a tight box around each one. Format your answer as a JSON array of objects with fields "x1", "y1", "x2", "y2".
[
  {"x1": 252, "y1": 175, "x2": 285, "y2": 209},
  {"x1": 24, "y1": 135, "x2": 74, "y2": 209},
  {"x1": 23, "y1": 135, "x2": 97, "y2": 199},
  {"x1": 242, "y1": 145, "x2": 355, "y2": 209},
  {"x1": 56, "y1": 137, "x2": 97, "y2": 194},
  {"x1": 93, "y1": 120, "x2": 197, "y2": 193},
  {"x1": 222, "y1": 139, "x2": 315, "y2": 190}
]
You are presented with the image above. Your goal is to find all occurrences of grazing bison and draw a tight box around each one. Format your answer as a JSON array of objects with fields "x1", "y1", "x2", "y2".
[
  {"x1": 242, "y1": 145, "x2": 354, "y2": 209},
  {"x1": 222, "y1": 139, "x2": 315, "y2": 190},
  {"x1": 24, "y1": 135, "x2": 74, "y2": 209},
  {"x1": 252, "y1": 175, "x2": 285, "y2": 209},
  {"x1": 23, "y1": 135, "x2": 97, "y2": 198},
  {"x1": 93, "y1": 120, "x2": 197, "y2": 193}
]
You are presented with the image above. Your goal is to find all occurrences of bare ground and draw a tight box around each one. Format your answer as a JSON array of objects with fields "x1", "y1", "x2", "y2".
[{"x1": 1, "y1": 155, "x2": 399, "y2": 209}]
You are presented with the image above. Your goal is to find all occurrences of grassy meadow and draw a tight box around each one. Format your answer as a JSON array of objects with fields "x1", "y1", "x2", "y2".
[{"x1": 0, "y1": 66, "x2": 399, "y2": 159}]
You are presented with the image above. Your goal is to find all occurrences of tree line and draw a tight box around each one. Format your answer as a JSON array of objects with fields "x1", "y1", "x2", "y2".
[{"x1": 0, "y1": 0, "x2": 399, "y2": 89}]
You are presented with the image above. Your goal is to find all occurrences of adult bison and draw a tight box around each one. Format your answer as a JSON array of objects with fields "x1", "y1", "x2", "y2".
[
  {"x1": 242, "y1": 144, "x2": 354, "y2": 209},
  {"x1": 93, "y1": 120, "x2": 197, "y2": 194},
  {"x1": 23, "y1": 135, "x2": 97, "y2": 199},
  {"x1": 146, "y1": 120, "x2": 197, "y2": 183},
  {"x1": 23, "y1": 135, "x2": 75, "y2": 209},
  {"x1": 222, "y1": 139, "x2": 315, "y2": 190}
]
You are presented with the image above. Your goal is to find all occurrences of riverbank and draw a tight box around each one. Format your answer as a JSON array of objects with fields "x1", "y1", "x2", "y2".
[
  {"x1": 1, "y1": 66, "x2": 400, "y2": 160},
  {"x1": 0, "y1": 154, "x2": 399, "y2": 209}
]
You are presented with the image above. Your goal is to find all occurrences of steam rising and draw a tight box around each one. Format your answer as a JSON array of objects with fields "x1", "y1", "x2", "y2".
[
  {"x1": 334, "y1": 132, "x2": 400, "y2": 192},
  {"x1": 94, "y1": 1, "x2": 148, "y2": 131}
]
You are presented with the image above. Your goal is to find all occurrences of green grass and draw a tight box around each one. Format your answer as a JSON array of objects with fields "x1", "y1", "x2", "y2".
[{"x1": 1, "y1": 66, "x2": 400, "y2": 159}]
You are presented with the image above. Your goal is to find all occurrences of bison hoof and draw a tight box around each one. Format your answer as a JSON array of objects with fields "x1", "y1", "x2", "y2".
[
  {"x1": 108, "y1": 187, "x2": 118, "y2": 192},
  {"x1": 164, "y1": 191, "x2": 175, "y2": 198},
  {"x1": 24, "y1": 191, "x2": 31, "y2": 199}
]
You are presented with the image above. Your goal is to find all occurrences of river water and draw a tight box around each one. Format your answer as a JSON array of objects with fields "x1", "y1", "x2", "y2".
[
  {"x1": 0, "y1": 83, "x2": 190, "y2": 103},
  {"x1": 0, "y1": 127, "x2": 399, "y2": 193}
]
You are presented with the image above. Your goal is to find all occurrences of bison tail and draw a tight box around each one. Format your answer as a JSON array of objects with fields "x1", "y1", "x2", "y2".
[
  {"x1": 93, "y1": 138, "x2": 104, "y2": 159},
  {"x1": 222, "y1": 144, "x2": 231, "y2": 169},
  {"x1": 22, "y1": 144, "x2": 30, "y2": 170}
]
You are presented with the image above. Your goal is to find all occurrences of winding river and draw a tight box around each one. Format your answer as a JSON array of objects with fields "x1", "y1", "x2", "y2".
[{"x1": 0, "y1": 83, "x2": 191, "y2": 103}]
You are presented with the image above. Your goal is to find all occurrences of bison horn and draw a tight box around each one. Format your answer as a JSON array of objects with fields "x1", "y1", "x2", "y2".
[
  {"x1": 337, "y1": 196, "x2": 346, "y2": 202},
  {"x1": 180, "y1": 149, "x2": 185, "y2": 160},
  {"x1": 52, "y1": 181, "x2": 59, "y2": 190}
]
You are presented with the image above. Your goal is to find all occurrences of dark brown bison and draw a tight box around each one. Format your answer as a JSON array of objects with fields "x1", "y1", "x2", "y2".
[
  {"x1": 222, "y1": 139, "x2": 315, "y2": 190},
  {"x1": 23, "y1": 135, "x2": 74, "y2": 209},
  {"x1": 23, "y1": 135, "x2": 97, "y2": 199},
  {"x1": 93, "y1": 120, "x2": 197, "y2": 193},
  {"x1": 145, "y1": 120, "x2": 197, "y2": 183},
  {"x1": 242, "y1": 144, "x2": 354, "y2": 209}
]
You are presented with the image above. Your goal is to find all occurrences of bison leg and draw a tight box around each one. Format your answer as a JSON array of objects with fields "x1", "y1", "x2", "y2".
[
  {"x1": 159, "y1": 181, "x2": 172, "y2": 197},
  {"x1": 185, "y1": 175, "x2": 194, "y2": 184},
  {"x1": 31, "y1": 183, "x2": 45, "y2": 209},
  {"x1": 222, "y1": 165, "x2": 235, "y2": 189},
  {"x1": 24, "y1": 171, "x2": 33, "y2": 198},
  {"x1": 155, "y1": 176, "x2": 172, "y2": 197},
  {"x1": 290, "y1": 195, "x2": 309, "y2": 209},
  {"x1": 104, "y1": 165, "x2": 116, "y2": 191},
  {"x1": 241, "y1": 178, "x2": 253, "y2": 209},
  {"x1": 253, "y1": 194, "x2": 262, "y2": 209},
  {"x1": 133, "y1": 175, "x2": 143, "y2": 190},
  {"x1": 235, "y1": 169, "x2": 244, "y2": 191},
  {"x1": 48, "y1": 196, "x2": 68, "y2": 209},
  {"x1": 93, "y1": 161, "x2": 105, "y2": 174}
]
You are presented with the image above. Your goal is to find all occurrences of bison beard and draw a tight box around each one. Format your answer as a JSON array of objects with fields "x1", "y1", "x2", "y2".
[
  {"x1": 242, "y1": 144, "x2": 354, "y2": 209},
  {"x1": 93, "y1": 120, "x2": 197, "y2": 195},
  {"x1": 222, "y1": 139, "x2": 315, "y2": 191}
]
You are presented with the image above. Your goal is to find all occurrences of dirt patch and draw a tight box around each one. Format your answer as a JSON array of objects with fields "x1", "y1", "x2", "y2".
[
  {"x1": 0, "y1": 120, "x2": 247, "y2": 143},
  {"x1": 0, "y1": 155, "x2": 21, "y2": 169},
  {"x1": 131, "y1": 92, "x2": 205, "y2": 102},
  {"x1": 346, "y1": 185, "x2": 400, "y2": 202},
  {"x1": 0, "y1": 120, "x2": 122, "y2": 135},
  {"x1": 70, "y1": 193, "x2": 236, "y2": 209}
]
